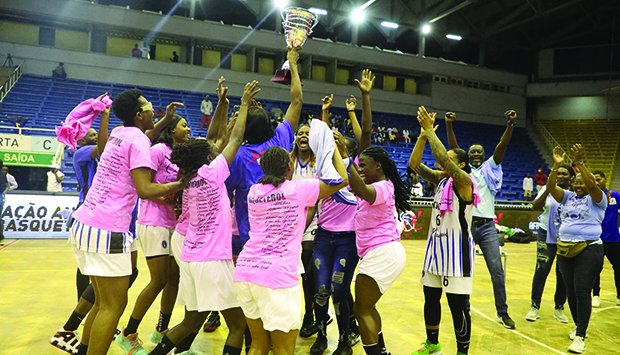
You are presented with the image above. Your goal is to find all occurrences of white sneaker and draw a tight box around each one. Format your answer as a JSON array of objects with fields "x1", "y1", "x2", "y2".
[
  {"x1": 569, "y1": 328, "x2": 588, "y2": 340},
  {"x1": 525, "y1": 307, "x2": 540, "y2": 322},
  {"x1": 554, "y1": 309, "x2": 569, "y2": 323},
  {"x1": 568, "y1": 336, "x2": 586, "y2": 354},
  {"x1": 592, "y1": 296, "x2": 601, "y2": 308}
]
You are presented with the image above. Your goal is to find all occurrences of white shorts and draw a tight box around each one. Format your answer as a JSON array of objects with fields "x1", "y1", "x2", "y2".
[
  {"x1": 177, "y1": 259, "x2": 239, "y2": 312},
  {"x1": 74, "y1": 247, "x2": 132, "y2": 277},
  {"x1": 234, "y1": 282, "x2": 302, "y2": 332},
  {"x1": 170, "y1": 231, "x2": 185, "y2": 265},
  {"x1": 357, "y1": 241, "x2": 407, "y2": 294},
  {"x1": 138, "y1": 224, "x2": 174, "y2": 257},
  {"x1": 421, "y1": 271, "x2": 473, "y2": 295}
]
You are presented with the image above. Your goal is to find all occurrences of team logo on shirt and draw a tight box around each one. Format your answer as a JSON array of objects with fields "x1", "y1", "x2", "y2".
[{"x1": 162, "y1": 240, "x2": 168, "y2": 249}]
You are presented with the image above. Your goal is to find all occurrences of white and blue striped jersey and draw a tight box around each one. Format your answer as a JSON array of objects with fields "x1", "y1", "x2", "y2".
[
  {"x1": 70, "y1": 219, "x2": 135, "y2": 254},
  {"x1": 423, "y1": 177, "x2": 475, "y2": 277}
]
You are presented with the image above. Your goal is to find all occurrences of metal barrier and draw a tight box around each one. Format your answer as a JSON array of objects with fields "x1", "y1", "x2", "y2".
[
  {"x1": 532, "y1": 121, "x2": 572, "y2": 164},
  {"x1": 0, "y1": 63, "x2": 23, "y2": 103}
]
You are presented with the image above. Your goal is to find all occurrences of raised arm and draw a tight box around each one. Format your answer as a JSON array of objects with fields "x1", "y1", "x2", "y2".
[
  {"x1": 95, "y1": 106, "x2": 110, "y2": 158},
  {"x1": 531, "y1": 188, "x2": 550, "y2": 211},
  {"x1": 318, "y1": 147, "x2": 349, "y2": 200},
  {"x1": 547, "y1": 146, "x2": 566, "y2": 203},
  {"x1": 221, "y1": 81, "x2": 260, "y2": 165},
  {"x1": 408, "y1": 127, "x2": 442, "y2": 185},
  {"x1": 444, "y1": 112, "x2": 459, "y2": 149},
  {"x1": 419, "y1": 106, "x2": 472, "y2": 201},
  {"x1": 283, "y1": 47, "x2": 303, "y2": 131},
  {"x1": 207, "y1": 76, "x2": 229, "y2": 143},
  {"x1": 492, "y1": 110, "x2": 517, "y2": 164},
  {"x1": 571, "y1": 144, "x2": 604, "y2": 203},
  {"x1": 355, "y1": 69, "x2": 375, "y2": 155},
  {"x1": 146, "y1": 101, "x2": 184, "y2": 142},
  {"x1": 346, "y1": 96, "x2": 362, "y2": 143},
  {"x1": 321, "y1": 94, "x2": 333, "y2": 126}
]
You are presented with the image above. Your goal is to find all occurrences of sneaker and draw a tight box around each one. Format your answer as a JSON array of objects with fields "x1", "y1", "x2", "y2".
[
  {"x1": 554, "y1": 309, "x2": 569, "y2": 323},
  {"x1": 497, "y1": 313, "x2": 516, "y2": 329},
  {"x1": 310, "y1": 336, "x2": 328, "y2": 355},
  {"x1": 50, "y1": 328, "x2": 81, "y2": 354},
  {"x1": 332, "y1": 341, "x2": 353, "y2": 355},
  {"x1": 150, "y1": 328, "x2": 167, "y2": 344},
  {"x1": 414, "y1": 340, "x2": 442, "y2": 355},
  {"x1": 568, "y1": 336, "x2": 586, "y2": 354},
  {"x1": 203, "y1": 311, "x2": 221, "y2": 332},
  {"x1": 525, "y1": 307, "x2": 540, "y2": 322},
  {"x1": 592, "y1": 296, "x2": 601, "y2": 308},
  {"x1": 113, "y1": 328, "x2": 122, "y2": 340},
  {"x1": 569, "y1": 328, "x2": 588, "y2": 340},
  {"x1": 114, "y1": 331, "x2": 148, "y2": 355},
  {"x1": 348, "y1": 327, "x2": 361, "y2": 347},
  {"x1": 299, "y1": 313, "x2": 318, "y2": 338}
]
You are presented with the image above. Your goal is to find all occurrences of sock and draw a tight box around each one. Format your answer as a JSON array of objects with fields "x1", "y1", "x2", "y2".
[
  {"x1": 157, "y1": 312, "x2": 172, "y2": 332},
  {"x1": 124, "y1": 316, "x2": 141, "y2": 336},
  {"x1": 63, "y1": 311, "x2": 85, "y2": 332},
  {"x1": 223, "y1": 345, "x2": 243, "y2": 355},
  {"x1": 363, "y1": 343, "x2": 381, "y2": 355},
  {"x1": 150, "y1": 335, "x2": 176, "y2": 355},
  {"x1": 378, "y1": 331, "x2": 388, "y2": 354},
  {"x1": 77, "y1": 343, "x2": 88, "y2": 355},
  {"x1": 175, "y1": 332, "x2": 198, "y2": 352}
]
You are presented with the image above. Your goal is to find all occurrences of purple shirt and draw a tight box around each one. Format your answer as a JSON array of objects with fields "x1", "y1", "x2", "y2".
[
  {"x1": 226, "y1": 121, "x2": 295, "y2": 240},
  {"x1": 601, "y1": 189, "x2": 620, "y2": 242}
]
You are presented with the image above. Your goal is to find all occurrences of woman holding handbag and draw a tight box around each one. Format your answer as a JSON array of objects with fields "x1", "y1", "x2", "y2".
[{"x1": 546, "y1": 144, "x2": 606, "y2": 354}]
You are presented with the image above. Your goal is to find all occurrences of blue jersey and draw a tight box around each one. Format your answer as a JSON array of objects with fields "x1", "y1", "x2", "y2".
[
  {"x1": 225, "y1": 121, "x2": 294, "y2": 240},
  {"x1": 73, "y1": 145, "x2": 98, "y2": 204},
  {"x1": 601, "y1": 189, "x2": 620, "y2": 243}
]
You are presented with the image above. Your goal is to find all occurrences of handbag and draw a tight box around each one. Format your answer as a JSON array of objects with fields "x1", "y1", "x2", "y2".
[{"x1": 556, "y1": 240, "x2": 589, "y2": 258}]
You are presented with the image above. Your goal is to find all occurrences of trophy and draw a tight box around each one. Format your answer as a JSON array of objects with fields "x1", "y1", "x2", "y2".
[{"x1": 271, "y1": 7, "x2": 320, "y2": 85}]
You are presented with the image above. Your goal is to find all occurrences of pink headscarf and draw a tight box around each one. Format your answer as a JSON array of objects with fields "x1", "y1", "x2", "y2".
[{"x1": 55, "y1": 94, "x2": 112, "y2": 150}]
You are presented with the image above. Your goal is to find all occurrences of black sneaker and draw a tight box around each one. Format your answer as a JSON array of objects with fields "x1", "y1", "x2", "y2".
[
  {"x1": 498, "y1": 313, "x2": 516, "y2": 329},
  {"x1": 203, "y1": 311, "x2": 221, "y2": 332},
  {"x1": 348, "y1": 327, "x2": 360, "y2": 346},
  {"x1": 331, "y1": 341, "x2": 352, "y2": 355},
  {"x1": 299, "y1": 314, "x2": 318, "y2": 338},
  {"x1": 310, "y1": 336, "x2": 328, "y2": 355}
]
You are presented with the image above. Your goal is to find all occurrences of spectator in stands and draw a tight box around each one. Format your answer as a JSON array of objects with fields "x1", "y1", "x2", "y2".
[
  {"x1": 523, "y1": 173, "x2": 534, "y2": 201},
  {"x1": 535, "y1": 168, "x2": 547, "y2": 192},
  {"x1": 591, "y1": 171, "x2": 620, "y2": 308},
  {"x1": 403, "y1": 129, "x2": 411, "y2": 143},
  {"x1": 47, "y1": 163, "x2": 64, "y2": 192},
  {"x1": 200, "y1": 95, "x2": 214, "y2": 130},
  {"x1": 52, "y1": 62, "x2": 67, "y2": 80},
  {"x1": 0, "y1": 160, "x2": 6, "y2": 244},
  {"x1": 2, "y1": 167, "x2": 17, "y2": 191},
  {"x1": 546, "y1": 145, "x2": 606, "y2": 354},
  {"x1": 170, "y1": 51, "x2": 179, "y2": 62},
  {"x1": 445, "y1": 109, "x2": 518, "y2": 329},
  {"x1": 409, "y1": 170, "x2": 424, "y2": 197},
  {"x1": 131, "y1": 43, "x2": 142, "y2": 58},
  {"x1": 8, "y1": 116, "x2": 28, "y2": 127}
]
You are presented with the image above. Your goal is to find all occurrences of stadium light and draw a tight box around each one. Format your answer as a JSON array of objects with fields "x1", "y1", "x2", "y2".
[
  {"x1": 351, "y1": 8, "x2": 365, "y2": 24},
  {"x1": 421, "y1": 23, "x2": 431, "y2": 34},
  {"x1": 446, "y1": 34, "x2": 462, "y2": 41},
  {"x1": 309, "y1": 7, "x2": 328, "y2": 16},
  {"x1": 273, "y1": 0, "x2": 288, "y2": 10},
  {"x1": 380, "y1": 21, "x2": 399, "y2": 29}
]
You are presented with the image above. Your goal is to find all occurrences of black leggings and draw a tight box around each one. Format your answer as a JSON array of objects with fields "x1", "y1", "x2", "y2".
[{"x1": 423, "y1": 286, "x2": 471, "y2": 354}]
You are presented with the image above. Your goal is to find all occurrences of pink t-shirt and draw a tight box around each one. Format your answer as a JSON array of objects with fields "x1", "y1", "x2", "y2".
[
  {"x1": 73, "y1": 126, "x2": 151, "y2": 232},
  {"x1": 137, "y1": 143, "x2": 179, "y2": 229},
  {"x1": 181, "y1": 155, "x2": 232, "y2": 262},
  {"x1": 354, "y1": 179, "x2": 400, "y2": 257},
  {"x1": 234, "y1": 179, "x2": 320, "y2": 288},
  {"x1": 318, "y1": 194, "x2": 356, "y2": 232},
  {"x1": 175, "y1": 193, "x2": 189, "y2": 237}
]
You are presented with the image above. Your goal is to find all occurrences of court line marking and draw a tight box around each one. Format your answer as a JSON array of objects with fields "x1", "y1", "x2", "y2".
[
  {"x1": 470, "y1": 306, "x2": 566, "y2": 355},
  {"x1": 0, "y1": 239, "x2": 19, "y2": 251},
  {"x1": 593, "y1": 305, "x2": 620, "y2": 313}
]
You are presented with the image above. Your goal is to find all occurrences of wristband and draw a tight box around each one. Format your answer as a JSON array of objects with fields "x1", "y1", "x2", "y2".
[{"x1": 347, "y1": 110, "x2": 355, "y2": 113}]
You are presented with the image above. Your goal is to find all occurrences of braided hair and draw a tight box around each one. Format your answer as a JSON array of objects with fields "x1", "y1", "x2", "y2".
[
  {"x1": 156, "y1": 114, "x2": 184, "y2": 148},
  {"x1": 170, "y1": 138, "x2": 216, "y2": 178},
  {"x1": 259, "y1": 146, "x2": 291, "y2": 188},
  {"x1": 360, "y1": 146, "x2": 411, "y2": 213}
]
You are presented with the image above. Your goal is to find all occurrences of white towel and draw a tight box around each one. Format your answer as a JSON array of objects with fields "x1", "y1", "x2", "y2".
[{"x1": 309, "y1": 119, "x2": 357, "y2": 205}]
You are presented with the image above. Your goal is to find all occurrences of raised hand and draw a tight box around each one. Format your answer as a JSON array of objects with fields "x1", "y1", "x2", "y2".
[
  {"x1": 333, "y1": 131, "x2": 348, "y2": 158},
  {"x1": 505, "y1": 109, "x2": 517, "y2": 123},
  {"x1": 570, "y1": 143, "x2": 584, "y2": 162},
  {"x1": 354, "y1": 69, "x2": 375, "y2": 94},
  {"x1": 346, "y1": 95, "x2": 357, "y2": 111},
  {"x1": 166, "y1": 101, "x2": 184, "y2": 117},
  {"x1": 216, "y1": 76, "x2": 229, "y2": 104},
  {"x1": 552, "y1": 146, "x2": 565, "y2": 165},
  {"x1": 445, "y1": 112, "x2": 456, "y2": 123},
  {"x1": 241, "y1": 80, "x2": 261, "y2": 105},
  {"x1": 417, "y1": 106, "x2": 436, "y2": 131},
  {"x1": 322, "y1": 94, "x2": 334, "y2": 112},
  {"x1": 287, "y1": 47, "x2": 300, "y2": 65}
]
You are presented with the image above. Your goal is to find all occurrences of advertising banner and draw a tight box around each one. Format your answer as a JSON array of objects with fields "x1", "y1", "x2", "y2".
[
  {"x1": 0, "y1": 133, "x2": 60, "y2": 167},
  {"x1": 2, "y1": 193, "x2": 78, "y2": 238}
]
